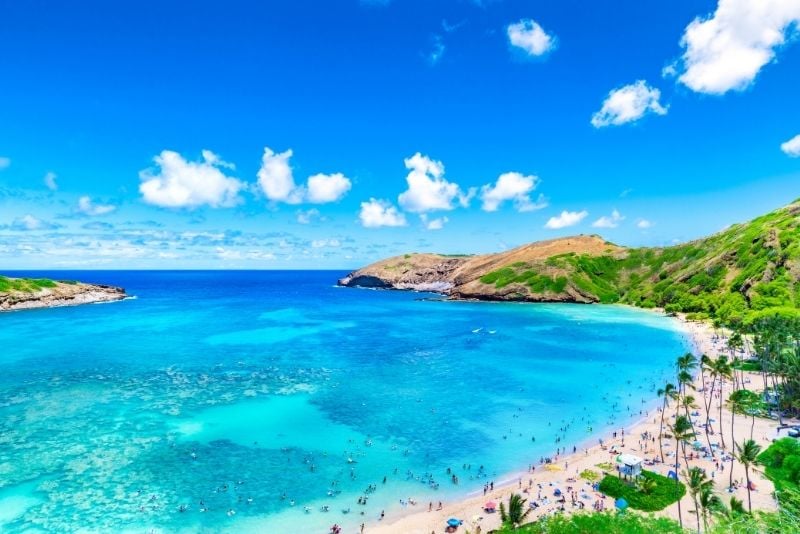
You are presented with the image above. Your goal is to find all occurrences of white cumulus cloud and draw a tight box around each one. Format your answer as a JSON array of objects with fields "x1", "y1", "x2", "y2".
[
  {"x1": 139, "y1": 150, "x2": 244, "y2": 208},
  {"x1": 480, "y1": 172, "x2": 547, "y2": 212},
  {"x1": 507, "y1": 19, "x2": 557, "y2": 56},
  {"x1": 398, "y1": 152, "x2": 473, "y2": 213},
  {"x1": 592, "y1": 209, "x2": 624, "y2": 228},
  {"x1": 307, "y1": 173, "x2": 352, "y2": 203},
  {"x1": 257, "y1": 147, "x2": 352, "y2": 204},
  {"x1": 0, "y1": 157, "x2": 9, "y2": 170},
  {"x1": 676, "y1": 0, "x2": 800, "y2": 94},
  {"x1": 359, "y1": 198, "x2": 407, "y2": 228},
  {"x1": 78, "y1": 196, "x2": 116, "y2": 216},
  {"x1": 545, "y1": 210, "x2": 588, "y2": 229},
  {"x1": 44, "y1": 172, "x2": 58, "y2": 191},
  {"x1": 781, "y1": 134, "x2": 800, "y2": 157},
  {"x1": 591, "y1": 81, "x2": 668, "y2": 128},
  {"x1": 637, "y1": 219, "x2": 653, "y2": 229},
  {"x1": 257, "y1": 147, "x2": 303, "y2": 204}
]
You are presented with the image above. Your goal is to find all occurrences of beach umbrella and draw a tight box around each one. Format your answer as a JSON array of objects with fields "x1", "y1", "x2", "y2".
[
  {"x1": 484, "y1": 501, "x2": 496, "y2": 510},
  {"x1": 447, "y1": 518, "x2": 461, "y2": 527},
  {"x1": 615, "y1": 498, "x2": 628, "y2": 510},
  {"x1": 667, "y1": 470, "x2": 678, "y2": 480}
]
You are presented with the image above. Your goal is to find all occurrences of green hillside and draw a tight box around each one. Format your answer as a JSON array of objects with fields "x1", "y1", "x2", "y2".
[
  {"x1": 0, "y1": 276, "x2": 60, "y2": 293},
  {"x1": 479, "y1": 200, "x2": 800, "y2": 324}
]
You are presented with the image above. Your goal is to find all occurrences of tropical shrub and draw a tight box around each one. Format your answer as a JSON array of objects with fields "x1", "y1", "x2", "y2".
[{"x1": 598, "y1": 471, "x2": 685, "y2": 512}]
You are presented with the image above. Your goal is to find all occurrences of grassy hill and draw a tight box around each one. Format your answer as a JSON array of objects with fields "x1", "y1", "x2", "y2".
[
  {"x1": 342, "y1": 200, "x2": 800, "y2": 325},
  {"x1": 476, "y1": 200, "x2": 800, "y2": 324},
  {"x1": 0, "y1": 276, "x2": 62, "y2": 293}
]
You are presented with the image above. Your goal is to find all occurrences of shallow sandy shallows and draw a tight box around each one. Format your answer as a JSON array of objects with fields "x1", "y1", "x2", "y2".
[{"x1": 366, "y1": 318, "x2": 789, "y2": 534}]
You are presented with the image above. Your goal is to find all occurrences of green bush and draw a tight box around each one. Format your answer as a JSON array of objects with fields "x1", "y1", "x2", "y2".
[
  {"x1": 598, "y1": 471, "x2": 685, "y2": 512},
  {"x1": 758, "y1": 437, "x2": 800, "y2": 491},
  {"x1": 497, "y1": 510, "x2": 684, "y2": 534}
]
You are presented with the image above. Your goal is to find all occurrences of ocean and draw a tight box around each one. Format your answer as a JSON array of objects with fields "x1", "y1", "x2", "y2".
[{"x1": 0, "y1": 271, "x2": 690, "y2": 533}]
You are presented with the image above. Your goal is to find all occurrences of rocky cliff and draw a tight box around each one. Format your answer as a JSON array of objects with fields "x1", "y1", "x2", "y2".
[{"x1": 0, "y1": 276, "x2": 127, "y2": 311}]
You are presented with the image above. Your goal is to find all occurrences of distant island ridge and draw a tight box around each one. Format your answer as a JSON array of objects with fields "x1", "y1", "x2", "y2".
[{"x1": 340, "y1": 199, "x2": 800, "y2": 325}]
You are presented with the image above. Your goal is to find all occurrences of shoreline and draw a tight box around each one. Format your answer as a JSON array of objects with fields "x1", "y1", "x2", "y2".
[{"x1": 365, "y1": 312, "x2": 784, "y2": 534}]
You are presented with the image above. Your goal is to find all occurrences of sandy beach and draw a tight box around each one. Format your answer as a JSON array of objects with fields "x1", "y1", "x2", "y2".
[{"x1": 364, "y1": 315, "x2": 791, "y2": 534}]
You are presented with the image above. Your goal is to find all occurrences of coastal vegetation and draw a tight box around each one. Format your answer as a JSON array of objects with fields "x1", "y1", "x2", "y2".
[
  {"x1": 598, "y1": 471, "x2": 685, "y2": 512},
  {"x1": 496, "y1": 511, "x2": 685, "y2": 534},
  {"x1": 758, "y1": 438, "x2": 800, "y2": 492},
  {"x1": 495, "y1": 487, "x2": 800, "y2": 533},
  {"x1": 0, "y1": 275, "x2": 58, "y2": 293}
]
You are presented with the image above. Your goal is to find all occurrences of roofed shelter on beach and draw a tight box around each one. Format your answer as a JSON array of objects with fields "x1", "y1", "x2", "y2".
[{"x1": 616, "y1": 453, "x2": 643, "y2": 478}]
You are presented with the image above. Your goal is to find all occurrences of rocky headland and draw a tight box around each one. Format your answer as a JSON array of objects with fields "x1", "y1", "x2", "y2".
[{"x1": 0, "y1": 276, "x2": 127, "y2": 311}]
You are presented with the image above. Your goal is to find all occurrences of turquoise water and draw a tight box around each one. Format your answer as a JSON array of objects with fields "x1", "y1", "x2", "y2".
[{"x1": 0, "y1": 271, "x2": 690, "y2": 533}]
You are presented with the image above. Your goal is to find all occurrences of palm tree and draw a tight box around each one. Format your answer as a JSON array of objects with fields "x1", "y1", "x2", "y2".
[
  {"x1": 699, "y1": 485, "x2": 725, "y2": 533},
  {"x1": 677, "y1": 352, "x2": 698, "y2": 408},
  {"x1": 728, "y1": 495, "x2": 745, "y2": 516},
  {"x1": 657, "y1": 383, "x2": 678, "y2": 463},
  {"x1": 727, "y1": 389, "x2": 763, "y2": 489},
  {"x1": 682, "y1": 394, "x2": 698, "y2": 424},
  {"x1": 685, "y1": 467, "x2": 712, "y2": 534},
  {"x1": 499, "y1": 493, "x2": 531, "y2": 529},
  {"x1": 670, "y1": 415, "x2": 695, "y2": 528},
  {"x1": 735, "y1": 439, "x2": 762, "y2": 513},
  {"x1": 678, "y1": 352, "x2": 699, "y2": 373},
  {"x1": 698, "y1": 367, "x2": 717, "y2": 458},
  {"x1": 727, "y1": 390, "x2": 744, "y2": 490},
  {"x1": 700, "y1": 353, "x2": 711, "y2": 411},
  {"x1": 710, "y1": 356, "x2": 732, "y2": 450},
  {"x1": 728, "y1": 330, "x2": 745, "y2": 385}
]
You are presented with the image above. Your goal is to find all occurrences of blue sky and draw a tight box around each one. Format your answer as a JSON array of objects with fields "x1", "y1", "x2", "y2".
[{"x1": 1, "y1": 0, "x2": 799, "y2": 269}]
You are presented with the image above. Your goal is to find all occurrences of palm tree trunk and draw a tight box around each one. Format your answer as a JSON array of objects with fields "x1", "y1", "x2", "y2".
[
  {"x1": 693, "y1": 494, "x2": 700, "y2": 534},
  {"x1": 729, "y1": 407, "x2": 736, "y2": 489},
  {"x1": 745, "y1": 467, "x2": 752, "y2": 512},
  {"x1": 676, "y1": 435, "x2": 683, "y2": 528},
  {"x1": 719, "y1": 386, "x2": 726, "y2": 450},
  {"x1": 659, "y1": 399, "x2": 666, "y2": 463},
  {"x1": 705, "y1": 375, "x2": 716, "y2": 458}
]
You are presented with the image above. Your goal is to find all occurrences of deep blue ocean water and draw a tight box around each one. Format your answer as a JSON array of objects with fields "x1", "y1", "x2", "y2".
[{"x1": 0, "y1": 271, "x2": 691, "y2": 533}]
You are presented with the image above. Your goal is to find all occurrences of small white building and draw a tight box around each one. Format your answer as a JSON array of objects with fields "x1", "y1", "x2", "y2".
[{"x1": 616, "y1": 454, "x2": 643, "y2": 478}]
